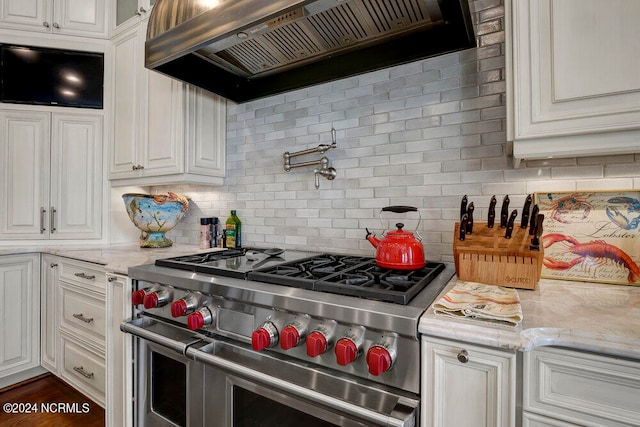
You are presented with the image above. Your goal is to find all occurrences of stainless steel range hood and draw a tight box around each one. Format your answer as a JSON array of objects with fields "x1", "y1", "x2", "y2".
[{"x1": 146, "y1": 0, "x2": 475, "y2": 103}]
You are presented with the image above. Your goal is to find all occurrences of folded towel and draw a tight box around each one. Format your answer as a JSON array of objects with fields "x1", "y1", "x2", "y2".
[{"x1": 432, "y1": 281, "x2": 523, "y2": 326}]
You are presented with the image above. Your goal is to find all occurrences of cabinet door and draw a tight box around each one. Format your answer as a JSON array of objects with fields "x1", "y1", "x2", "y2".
[
  {"x1": 508, "y1": 0, "x2": 640, "y2": 162},
  {"x1": 50, "y1": 113, "x2": 102, "y2": 239},
  {"x1": 113, "y1": 0, "x2": 154, "y2": 33},
  {"x1": 53, "y1": 0, "x2": 106, "y2": 37},
  {"x1": 106, "y1": 274, "x2": 133, "y2": 427},
  {"x1": 186, "y1": 87, "x2": 226, "y2": 177},
  {"x1": 111, "y1": 24, "x2": 142, "y2": 178},
  {"x1": 0, "y1": 111, "x2": 50, "y2": 240},
  {"x1": 422, "y1": 336, "x2": 516, "y2": 427},
  {"x1": 41, "y1": 254, "x2": 59, "y2": 374},
  {"x1": 0, "y1": 254, "x2": 40, "y2": 380},
  {"x1": 0, "y1": 0, "x2": 50, "y2": 32}
]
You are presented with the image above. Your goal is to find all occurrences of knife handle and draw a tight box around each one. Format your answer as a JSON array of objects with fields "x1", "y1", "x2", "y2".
[
  {"x1": 487, "y1": 195, "x2": 497, "y2": 228},
  {"x1": 500, "y1": 195, "x2": 510, "y2": 228},
  {"x1": 521, "y1": 194, "x2": 532, "y2": 228},
  {"x1": 466, "y1": 202, "x2": 474, "y2": 234},
  {"x1": 459, "y1": 214, "x2": 468, "y2": 241},
  {"x1": 529, "y1": 204, "x2": 540, "y2": 235},
  {"x1": 460, "y1": 195, "x2": 468, "y2": 220},
  {"x1": 505, "y1": 209, "x2": 518, "y2": 239}
]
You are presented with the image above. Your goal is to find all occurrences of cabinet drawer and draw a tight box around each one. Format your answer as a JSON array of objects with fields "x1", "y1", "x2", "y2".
[
  {"x1": 59, "y1": 258, "x2": 106, "y2": 292},
  {"x1": 524, "y1": 347, "x2": 640, "y2": 426},
  {"x1": 60, "y1": 286, "x2": 105, "y2": 346},
  {"x1": 60, "y1": 336, "x2": 105, "y2": 407}
]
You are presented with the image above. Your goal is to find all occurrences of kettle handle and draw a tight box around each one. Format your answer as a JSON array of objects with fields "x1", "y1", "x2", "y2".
[
  {"x1": 382, "y1": 206, "x2": 417, "y2": 213},
  {"x1": 378, "y1": 206, "x2": 422, "y2": 241}
]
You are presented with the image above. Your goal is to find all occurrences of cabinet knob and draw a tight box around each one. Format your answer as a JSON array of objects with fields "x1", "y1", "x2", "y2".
[
  {"x1": 132, "y1": 164, "x2": 145, "y2": 171},
  {"x1": 50, "y1": 263, "x2": 58, "y2": 268},
  {"x1": 139, "y1": 7, "x2": 147, "y2": 14},
  {"x1": 52, "y1": 22, "x2": 60, "y2": 29},
  {"x1": 43, "y1": 21, "x2": 50, "y2": 28},
  {"x1": 457, "y1": 349, "x2": 469, "y2": 364},
  {"x1": 108, "y1": 276, "x2": 118, "y2": 282}
]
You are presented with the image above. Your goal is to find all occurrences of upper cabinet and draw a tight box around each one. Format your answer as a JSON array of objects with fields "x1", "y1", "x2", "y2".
[
  {"x1": 0, "y1": 110, "x2": 103, "y2": 240},
  {"x1": 112, "y1": 0, "x2": 154, "y2": 35},
  {"x1": 110, "y1": 19, "x2": 226, "y2": 187},
  {"x1": 0, "y1": 0, "x2": 108, "y2": 38},
  {"x1": 506, "y1": 0, "x2": 640, "y2": 166}
]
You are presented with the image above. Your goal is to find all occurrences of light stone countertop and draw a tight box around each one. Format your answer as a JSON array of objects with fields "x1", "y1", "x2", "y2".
[
  {"x1": 0, "y1": 243, "x2": 223, "y2": 275},
  {"x1": 419, "y1": 276, "x2": 640, "y2": 360}
]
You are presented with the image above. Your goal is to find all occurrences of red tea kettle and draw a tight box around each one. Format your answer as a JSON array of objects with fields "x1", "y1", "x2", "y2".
[{"x1": 365, "y1": 206, "x2": 425, "y2": 270}]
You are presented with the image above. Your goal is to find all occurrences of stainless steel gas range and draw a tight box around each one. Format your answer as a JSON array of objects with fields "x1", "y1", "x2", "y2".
[{"x1": 121, "y1": 248, "x2": 454, "y2": 427}]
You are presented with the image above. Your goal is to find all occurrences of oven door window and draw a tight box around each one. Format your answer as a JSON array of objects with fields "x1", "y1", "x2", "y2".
[
  {"x1": 233, "y1": 386, "x2": 337, "y2": 427},
  {"x1": 152, "y1": 351, "x2": 187, "y2": 426}
]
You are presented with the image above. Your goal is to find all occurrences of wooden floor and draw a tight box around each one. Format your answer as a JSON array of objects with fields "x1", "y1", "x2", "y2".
[{"x1": 0, "y1": 374, "x2": 105, "y2": 427}]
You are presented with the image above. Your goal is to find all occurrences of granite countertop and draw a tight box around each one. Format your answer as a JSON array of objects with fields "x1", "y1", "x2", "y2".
[
  {"x1": 419, "y1": 276, "x2": 640, "y2": 360},
  {"x1": 0, "y1": 243, "x2": 222, "y2": 275}
]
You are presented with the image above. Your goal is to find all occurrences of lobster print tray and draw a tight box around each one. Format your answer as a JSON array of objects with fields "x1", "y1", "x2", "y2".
[{"x1": 534, "y1": 191, "x2": 640, "y2": 286}]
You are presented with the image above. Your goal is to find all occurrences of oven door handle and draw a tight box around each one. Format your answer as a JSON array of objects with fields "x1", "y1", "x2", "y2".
[
  {"x1": 121, "y1": 319, "x2": 416, "y2": 427},
  {"x1": 186, "y1": 346, "x2": 415, "y2": 427}
]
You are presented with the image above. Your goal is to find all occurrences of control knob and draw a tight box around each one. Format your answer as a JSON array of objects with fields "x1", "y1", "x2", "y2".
[
  {"x1": 305, "y1": 322, "x2": 336, "y2": 358},
  {"x1": 131, "y1": 289, "x2": 148, "y2": 306},
  {"x1": 365, "y1": 336, "x2": 397, "y2": 376},
  {"x1": 280, "y1": 318, "x2": 309, "y2": 350},
  {"x1": 335, "y1": 328, "x2": 364, "y2": 366},
  {"x1": 186, "y1": 307, "x2": 215, "y2": 330},
  {"x1": 171, "y1": 294, "x2": 199, "y2": 318},
  {"x1": 143, "y1": 288, "x2": 172, "y2": 309},
  {"x1": 252, "y1": 322, "x2": 279, "y2": 351}
]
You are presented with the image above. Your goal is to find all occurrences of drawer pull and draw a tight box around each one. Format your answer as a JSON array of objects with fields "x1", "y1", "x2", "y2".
[
  {"x1": 73, "y1": 366, "x2": 94, "y2": 379},
  {"x1": 108, "y1": 277, "x2": 118, "y2": 282},
  {"x1": 72, "y1": 313, "x2": 94, "y2": 324},
  {"x1": 457, "y1": 349, "x2": 469, "y2": 364},
  {"x1": 74, "y1": 272, "x2": 96, "y2": 280}
]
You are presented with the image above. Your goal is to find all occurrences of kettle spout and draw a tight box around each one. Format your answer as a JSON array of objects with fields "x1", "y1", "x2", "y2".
[{"x1": 365, "y1": 228, "x2": 379, "y2": 248}]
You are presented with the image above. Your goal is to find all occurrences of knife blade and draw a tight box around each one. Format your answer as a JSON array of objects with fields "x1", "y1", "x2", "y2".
[
  {"x1": 529, "y1": 204, "x2": 539, "y2": 235},
  {"x1": 505, "y1": 209, "x2": 518, "y2": 238},
  {"x1": 521, "y1": 194, "x2": 532, "y2": 228},
  {"x1": 500, "y1": 195, "x2": 510, "y2": 228},
  {"x1": 459, "y1": 214, "x2": 468, "y2": 241},
  {"x1": 460, "y1": 195, "x2": 468, "y2": 221},
  {"x1": 487, "y1": 195, "x2": 497, "y2": 228},
  {"x1": 530, "y1": 214, "x2": 545, "y2": 250},
  {"x1": 466, "y1": 202, "x2": 474, "y2": 234}
]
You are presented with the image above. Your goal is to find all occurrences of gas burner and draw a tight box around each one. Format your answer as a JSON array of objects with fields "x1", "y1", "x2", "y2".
[{"x1": 249, "y1": 255, "x2": 445, "y2": 305}]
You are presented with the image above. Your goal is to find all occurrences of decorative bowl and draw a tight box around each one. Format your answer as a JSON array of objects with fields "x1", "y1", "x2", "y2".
[{"x1": 122, "y1": 192, "x2": 190, "y2": 248}]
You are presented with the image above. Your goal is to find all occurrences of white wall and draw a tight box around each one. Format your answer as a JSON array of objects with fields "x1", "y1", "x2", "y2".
[{"x1": 151, "y1": 0, "x2": 640, "y2": 262}]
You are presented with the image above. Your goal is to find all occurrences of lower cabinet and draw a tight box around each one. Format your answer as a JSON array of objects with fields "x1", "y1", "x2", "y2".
[
  {"x1": 41, "y1": 254, "x2": 59, "y2": 374},
  {"x1": 0, "y1": 253, "x2": 41, "y2": 387},
  {"x1": 421, "y1": 336, "x2": 517, "y2": 427},
  {"x1": 524, "y1": 347, "x2": 640, "y2": 427}
]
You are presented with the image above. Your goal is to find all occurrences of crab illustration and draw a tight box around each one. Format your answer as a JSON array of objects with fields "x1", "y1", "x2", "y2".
[
  {"x1": 546, "y1": 193, "x2": 594, "y2": 224},
  {"x1": 606, "y1": 197, "x2": 640, "y2": 230}
]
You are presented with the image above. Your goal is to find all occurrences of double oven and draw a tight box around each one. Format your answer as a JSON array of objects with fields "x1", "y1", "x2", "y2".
[{"x1": 121, "y1": 249, "x2": 454, "y2": 427}]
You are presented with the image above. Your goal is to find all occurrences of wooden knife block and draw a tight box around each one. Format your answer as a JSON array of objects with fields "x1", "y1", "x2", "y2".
[{"x1": 453, "y1": 222, "x2": 544, "y2": 290}]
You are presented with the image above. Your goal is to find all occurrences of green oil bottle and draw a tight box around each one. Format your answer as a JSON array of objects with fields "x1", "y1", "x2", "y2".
[{"x1": 225, "y1": 210, "x2": 241, "y2": 248}]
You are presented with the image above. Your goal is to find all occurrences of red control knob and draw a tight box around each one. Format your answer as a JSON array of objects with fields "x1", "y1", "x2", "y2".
[
  {"x1": 131, "y1": 290, "x2": 146, "y2": 305},
  {"x1": 252, "y1": 328, "x2": 272, "y2": 351},
  {"x1": 306, "y1": 331, "x2": 328, "y2": 358},
  {"x1": 143, "y1": 293, "x2": 159, "y2": 309},
  {"x1": 171, "y1": 300, "x2": 188, "y2": 318},
  {"x1": 335, "y1": 338, "x2": 358, "y2": 366},
  {"x1": 187, "y1": 311, "x2": 205, "y2": 330},
  {"x1": 280, "y1": 325, "x2": 300, "y2": 350},
  {"x1": 366, "y1": 346, "x2": 393, "y2": 376}
]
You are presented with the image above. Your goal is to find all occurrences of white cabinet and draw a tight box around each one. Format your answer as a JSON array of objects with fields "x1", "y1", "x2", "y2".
[
  {"x1": 506, "y1": 0, "x2": 640, "y2": 166},
  {"x1": 524, "y1": 347, "x2": 640, "y2": 427},
  {"x1": 112, "y1": 0, "x2": 154, "y2": 34},
  {"x1": 106, "y1": 273, "x2": 133, "y2": 427},
  {"x1": 421, "y1": 336, "x2": 516, "y2": 427},
  {"x1": 0, "y1": 110, "x2": 103, "y2": 240},
  {"x1": 41, "y1": 254, "x2": 59, "y2": 374},
  {"x1": 0, "y1": 0, "x2": 107, "y2": 38},
  {"x1": 0, "y1": 254, "x2": 40, "y2": 384},
  {"x1": 110, "y1": 19, "x2": 226, "y2": 187},
  {"x1": 57, "y1": 257, "x2": 106, "y2": 407}
]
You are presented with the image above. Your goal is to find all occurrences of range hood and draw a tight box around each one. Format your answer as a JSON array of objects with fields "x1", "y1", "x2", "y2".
[{"x1": 145, "y1": 0, "x2": 476, "y2": 103}]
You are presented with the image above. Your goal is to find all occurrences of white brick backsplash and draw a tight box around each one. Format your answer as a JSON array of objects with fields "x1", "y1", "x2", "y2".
[{"x1": 151, "y1": 0, "x2": 639, "y2": 261}]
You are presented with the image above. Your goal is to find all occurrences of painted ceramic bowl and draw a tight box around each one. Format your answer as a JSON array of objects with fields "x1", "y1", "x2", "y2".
[{"x1": 122, "y1": 192, "x2": 190, "y2": 248}]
